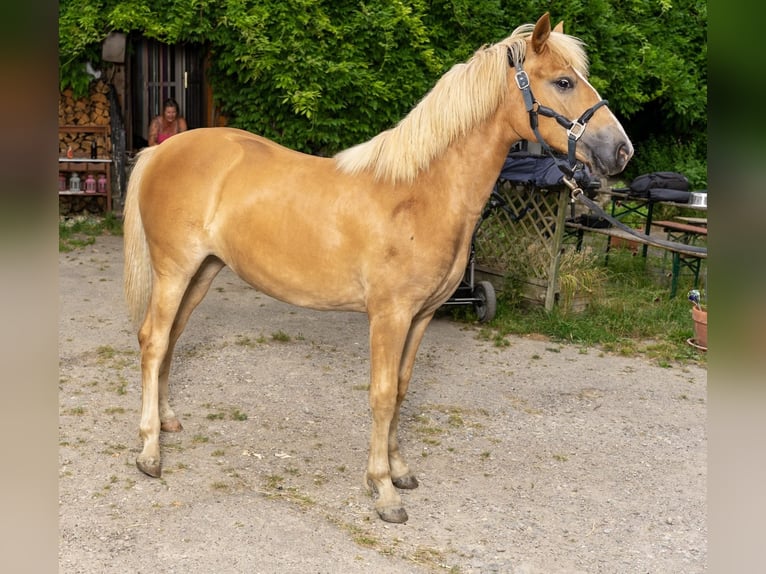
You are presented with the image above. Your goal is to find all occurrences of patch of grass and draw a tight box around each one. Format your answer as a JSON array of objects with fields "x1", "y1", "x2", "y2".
[
  {"x1": 230, "y1": 408, "x2": 248, "y2": 421},
  {"x1": 271, "y1": 330, "x2": 291, "y2": 342},
  {"x1": 265, "y1": 475, "x2": 284, "y2": 490},
  {"x1": 473, "y1": 249, "x2": 706, "y2": 366},
  {"x1": 353, "y1": 533, "x2": 379, "y2": 547},
  {"x1": 411, "y1": 546, "x2": 449, "y2": 568},
  {"x1": 113, "y1": 376, "x2": 128, "y2": 396},
  {"x1": 284, "y1": 465, "x2": 300, "y2": 476},
  {"x1": 59, "y1": 213, "x2": 122, "y2": 252},
  {"x1": 345, "y1": 523, "x2": 379, "y2": 548},
  {"x1": 447, "y1": 412, "x2": 464, "y2": 427},
  {"x1": 101, "y1": 443, "x2": 128, "y2": 456},
  {"x1": 96, "y1": 345, "x2": 117, "y2": 361},
  {"x1": 235, "y1": 335, "x2": 257, "y2": 347}
]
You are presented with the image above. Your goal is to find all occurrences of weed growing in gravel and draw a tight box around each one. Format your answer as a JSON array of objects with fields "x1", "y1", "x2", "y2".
[
  {"x1": 235, "y1": 335, "x2": 257, "y2": 347},
  {"x1": 230, "y1": 408, "x2": 248, "y2": 421}
]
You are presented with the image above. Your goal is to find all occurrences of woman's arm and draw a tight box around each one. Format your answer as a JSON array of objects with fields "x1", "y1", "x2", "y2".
[
  {"x1": 178, "y1": 117, "x2": 188, "y2": 133},
  {"x1": 148, "y1": 117, "x2": 159, "y2": 146}
]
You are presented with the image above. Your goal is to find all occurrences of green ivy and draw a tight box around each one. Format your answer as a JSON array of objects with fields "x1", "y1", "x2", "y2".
[{"x1": 59, "y1": 0, "x2": 706, "y2": 171}]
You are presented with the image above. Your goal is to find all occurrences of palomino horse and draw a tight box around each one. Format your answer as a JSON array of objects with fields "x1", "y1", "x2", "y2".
[{"x1": 124, "y1": 13, "x2": 632, "y2": 523}]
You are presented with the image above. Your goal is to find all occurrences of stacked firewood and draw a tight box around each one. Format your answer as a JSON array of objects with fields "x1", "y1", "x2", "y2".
[{"x1": 58, "y1": 80, "x2": 111, "y2": 158}]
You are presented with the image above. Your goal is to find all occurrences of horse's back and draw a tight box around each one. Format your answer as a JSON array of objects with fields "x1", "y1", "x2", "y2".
[{"x1": 137, "y1": 127, "x2": 335, "y2": 231}]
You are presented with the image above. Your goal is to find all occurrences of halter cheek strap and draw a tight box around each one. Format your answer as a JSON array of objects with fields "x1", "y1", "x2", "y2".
[{"x1": 508, "y1": 49, "x2": 608, "y2": 181}]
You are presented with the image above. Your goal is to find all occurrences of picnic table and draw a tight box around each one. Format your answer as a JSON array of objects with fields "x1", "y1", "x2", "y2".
[{"x1": 565, "y1": 188, "x2": 708, "y2": 297}]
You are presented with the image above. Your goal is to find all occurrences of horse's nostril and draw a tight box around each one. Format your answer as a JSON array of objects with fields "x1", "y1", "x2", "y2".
[{"x1": 617, "y1": 142, "x2": 634, "y2": 164}]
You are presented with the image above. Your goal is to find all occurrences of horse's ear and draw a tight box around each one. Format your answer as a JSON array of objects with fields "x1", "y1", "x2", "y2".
[
  {"x1": 532, "y1": 13, "x2": 552, "y2": 54},
  {"x1": 553, "y1": 21, "x2": 564, "y2": 34}
]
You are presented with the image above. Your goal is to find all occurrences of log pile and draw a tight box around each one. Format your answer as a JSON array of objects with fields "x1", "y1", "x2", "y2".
[
  {"x1": 59, "y1": 80, "x2": 113, "y2": 215},
  {"x1": 58, "y1": 80, "x2": 111, "y2": 158},
  {"x1": 60, "y1": 195, "x2": 108, "y2": 216}
]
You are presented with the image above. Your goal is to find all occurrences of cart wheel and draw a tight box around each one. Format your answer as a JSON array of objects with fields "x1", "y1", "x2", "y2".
[{"x1": 472, "y1": 280, "x2": 497, "y2": 323}]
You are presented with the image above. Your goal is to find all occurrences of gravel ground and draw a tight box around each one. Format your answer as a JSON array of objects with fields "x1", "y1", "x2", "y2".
[{"x1": 59, "y1": 235, "x2": 706, "y2": 573}]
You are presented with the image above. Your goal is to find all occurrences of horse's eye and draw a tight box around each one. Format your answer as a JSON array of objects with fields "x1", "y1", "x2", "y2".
[{"x1": 554, "y1": 77, "x2": 574, "y2": 90}]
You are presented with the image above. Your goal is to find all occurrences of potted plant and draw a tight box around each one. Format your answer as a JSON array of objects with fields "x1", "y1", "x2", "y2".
[{"x1": 688, "y1": 289, "x2": 707, "y2": 351}]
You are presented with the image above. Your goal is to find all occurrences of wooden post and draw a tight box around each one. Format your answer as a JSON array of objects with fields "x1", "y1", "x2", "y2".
[{"x1": 545, "y1": 188, "x2": 570, "y2": 311}]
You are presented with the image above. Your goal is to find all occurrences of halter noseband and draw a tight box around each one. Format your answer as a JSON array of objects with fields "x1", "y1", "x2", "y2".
[{"x1": 508, "y1": 49, "x2": 608, "y2": 189}]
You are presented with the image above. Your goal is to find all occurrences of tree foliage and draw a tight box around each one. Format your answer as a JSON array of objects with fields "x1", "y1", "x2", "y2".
[{"x1": 58, "y1": 0, "x2": 706, "y2": 183}]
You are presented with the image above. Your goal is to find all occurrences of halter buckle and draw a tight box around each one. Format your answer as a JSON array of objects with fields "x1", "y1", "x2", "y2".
[
  {"x1": 567, "y1": 120, "x2": 586, "y2": 141},
  {"x1": 515, "y1": 70, "x2": 530, "y2": 90}
]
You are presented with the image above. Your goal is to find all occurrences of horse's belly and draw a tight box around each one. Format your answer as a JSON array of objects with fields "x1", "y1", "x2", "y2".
[{"x1": 223, "y1": 248, "x2": 368, "y2": 312}]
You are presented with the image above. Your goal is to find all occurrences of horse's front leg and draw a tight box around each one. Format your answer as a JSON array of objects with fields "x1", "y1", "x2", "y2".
[
  {"x1": 389, "y1": 313, "x2": 434, "y2": 490},
  {"x1": 365, "y1": 312, "x2": 411, "y2": 523}
]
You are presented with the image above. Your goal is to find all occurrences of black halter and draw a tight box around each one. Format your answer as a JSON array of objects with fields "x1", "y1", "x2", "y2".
[{"x1": 507, "y1": 49, "x2": 608, "y2": 184}]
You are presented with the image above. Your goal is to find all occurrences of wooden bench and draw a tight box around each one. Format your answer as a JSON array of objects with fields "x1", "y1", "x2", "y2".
[
  {"x1": 673, "y1": 216, "x2": 707, "y2": 227},
  {"x1": 652, "y1": 220, "x2": 707, "y2": 241},
  {"x1": 565, "y1": 221, "x2": 707, "y2": 297}
]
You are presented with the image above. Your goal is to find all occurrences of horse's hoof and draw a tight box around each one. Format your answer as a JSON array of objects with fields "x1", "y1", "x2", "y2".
[
  {"x1": 161, "y1": 418, "x2": 183, "y2": 432},
  {"x1": 393, "y1": 474, "x2": 419, "y2": 490},
  {"x1": 136, "y1": 456, "x2": 162, "y2": 478},
  {"x1": 377, "y1": 505, "x2": 409, "y2": 524}
]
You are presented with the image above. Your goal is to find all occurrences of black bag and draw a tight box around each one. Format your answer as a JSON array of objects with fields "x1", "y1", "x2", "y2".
[{"x1": 628, "y1": 171, "x2": 689, "y2": 198}]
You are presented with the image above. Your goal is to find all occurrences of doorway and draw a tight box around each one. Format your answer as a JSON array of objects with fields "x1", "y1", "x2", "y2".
[{"x1": 128, "y1": 38, "x2": 206, "y2": 151}]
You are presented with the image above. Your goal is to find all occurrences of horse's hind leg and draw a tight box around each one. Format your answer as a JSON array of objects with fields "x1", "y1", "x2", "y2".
[
  {"x1": 389, "y1": 313, "x2": 434, "y2": 490},
  {"x1": 136, "y1": 257, "x2": 224, "y2": 478},
  {"x1": 158, "y1": 257, "x2": 225, "y2": 433},
  {"x1": 136, "y1": 277, "x2": 187, "y2": 477}
]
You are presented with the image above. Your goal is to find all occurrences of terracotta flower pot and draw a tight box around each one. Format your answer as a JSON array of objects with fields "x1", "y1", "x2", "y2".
[{"x1": 691, "y1": 306, "x2": 707, "y2": 350}]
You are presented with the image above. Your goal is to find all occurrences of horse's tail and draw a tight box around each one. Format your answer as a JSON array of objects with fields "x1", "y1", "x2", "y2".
[{"x1": 123, "y1": 147, "x2": 157, "y2": 327}]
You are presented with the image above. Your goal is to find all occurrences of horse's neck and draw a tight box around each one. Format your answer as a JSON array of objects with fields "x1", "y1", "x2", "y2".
[{"x1": 432, "y1": 110, "x2": 520, "y2": 217}]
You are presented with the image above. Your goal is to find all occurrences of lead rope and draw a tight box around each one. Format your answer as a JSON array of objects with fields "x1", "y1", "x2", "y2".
[{"x1": 561, "y1": 177, "x2": 708, "y2": 255}]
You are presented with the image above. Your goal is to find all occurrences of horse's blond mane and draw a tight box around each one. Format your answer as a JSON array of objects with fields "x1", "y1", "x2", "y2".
[{"x1": 335, "y1": 23, "x2": 588, "y2": 184}]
